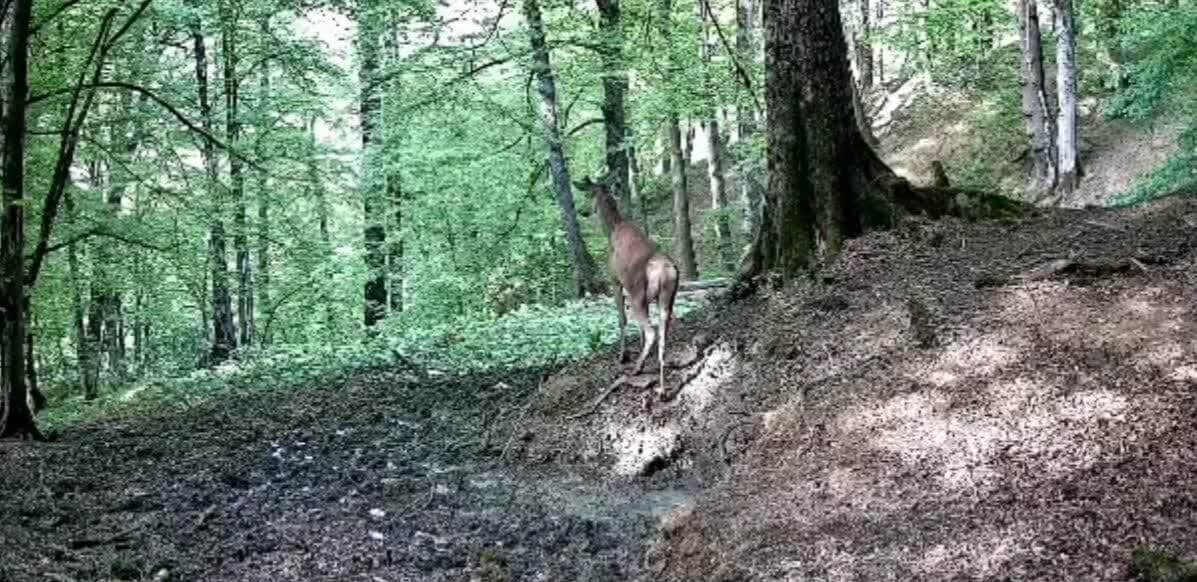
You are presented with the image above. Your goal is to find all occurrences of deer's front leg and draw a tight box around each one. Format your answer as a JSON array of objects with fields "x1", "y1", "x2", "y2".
[{"x1": 615, "y1": 283, "x2": 629, "y2": 364}]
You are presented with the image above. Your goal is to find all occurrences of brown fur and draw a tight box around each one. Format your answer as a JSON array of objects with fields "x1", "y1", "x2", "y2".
[{"x1": 578, "y1": 178, "x2": 679, "y2": 394}]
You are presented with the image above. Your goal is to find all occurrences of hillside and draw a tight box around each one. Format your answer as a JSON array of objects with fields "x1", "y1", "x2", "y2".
[{"x1": 4, "y1": 194, "x2": 1194, "y2": 581}]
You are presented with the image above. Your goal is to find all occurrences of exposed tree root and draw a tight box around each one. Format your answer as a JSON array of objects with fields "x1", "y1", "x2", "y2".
[{"x1": 976, "y1": 255, "x2": 1168, "y2": 288}]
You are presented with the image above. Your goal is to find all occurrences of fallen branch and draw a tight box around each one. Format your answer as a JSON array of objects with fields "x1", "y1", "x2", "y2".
[
  {"x1": 68, "y1": 523, "x2": 140, "y2": 549},
  {"x1": 567, "y1": 374, "x2": 657, "y2": 420},
  {"x1": 976, "y1": 255, "x2": 1167, "y2": 288}
]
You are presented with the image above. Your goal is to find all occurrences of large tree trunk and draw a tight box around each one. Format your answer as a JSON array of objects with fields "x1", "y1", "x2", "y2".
[
  {"x1": 699, "y1": 0, "x2": 736, "y2": 273},
  {"x1": 0, "y1": 0, "x2": 38, "y2": 439},
  {"x1": 749, "y1": 0, "x2": 894, "y2": 279},
  {"x1": 1053, "y1": 0, "x2": 1081, "y2": 195},
  {"x1": 660, "y1": 0, "x2": 699, "y2": 280},
  {"x1": 524, "y1": 0, "x2": 603, "y2": 296},
  {"x1": 1018, "y1": 0, "x2": 1057, "y2": 193},
  {"x1": 358, "y1": 9, "x2": 388, "y2": 327},
  {"x1": 735, "y1": 0, "x2": 763, "y2": 243},
  {"x1": 223, "y1": 1, "x2": 253, "y2": 347},
  {"x1": 596, "y1": 0, "x2": 632, "y2": 210},
  {"x1": 193, "y1": 16, "x2": 237, "y2": 363}
]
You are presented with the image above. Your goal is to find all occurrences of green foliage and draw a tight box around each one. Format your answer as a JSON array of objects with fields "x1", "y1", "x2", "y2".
[
  {"x1": 1107, "y1": 4, "x2": 1197, "y2": 204},
  {"x1": 41, "y1": 295, "x2": 706, "y2": 431},
  {"x1": 878, "y1": 0, "x2": 1009, "y2": 90}
]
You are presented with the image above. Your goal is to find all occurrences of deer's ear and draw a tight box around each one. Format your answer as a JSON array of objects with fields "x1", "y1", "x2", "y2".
[{"x1": 573, "y1": 176, "x2": 594, "y2": 192}]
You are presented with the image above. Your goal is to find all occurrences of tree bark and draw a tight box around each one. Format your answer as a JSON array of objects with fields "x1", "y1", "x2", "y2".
[
  {"x1": 735, "y1": 0, "x2": 763, "y2": 242},
  {"x1": 1018, "y1": 0, "x2": 1057, "y2": 193},
  {"x1": 384, "y1": 14, "x2": 403, "y2": 313},
  {"x1": 660, "y1": 0, "x2": 699, "y2": 280},
  {"x1": 309, "y1": 119, "x2": 335, "y2": 334},
  {"x1": 358, "y1": 8, "x2": 388, "y2": 327},
  {"x1": 255, "y1": 28, "x2": 271, "y2": 345},
  {"x1": 699, "y1": 0, "x2": 737, "y2": 273},
  {"x1": 596, "y1": 0, "x2": 632, "y2": 210},
  {"x1": 748, "y1": 0, "x2": 894, "y2": 279},
  {"x1": 192, "y1": 14, "x2": 237, "y2": 363},
  {"x1": 524, "y1": 0, "x2": 603, "y2": 296},
  {"x1": 0, "y1": 0, "x2": 38, "y2": 438},
  {"x1": 1053, "y1": 0, "x2": 1081, "y2": 195},
  {"x1": 222, "y1": 0, "x2": 253, "y2": 346},
  {"x1": 856, "y1": 0, "x2": 873, "y2": 90},
  {"x1": 65, "y1": 191, "x2": 94, "y2": 398}
]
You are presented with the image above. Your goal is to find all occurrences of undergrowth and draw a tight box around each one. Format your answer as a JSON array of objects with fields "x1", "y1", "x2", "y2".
[{"x1": 40, "y1": 295, "x2": 706, "y2": 432}]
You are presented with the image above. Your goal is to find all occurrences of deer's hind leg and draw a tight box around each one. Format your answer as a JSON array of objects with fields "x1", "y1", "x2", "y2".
[
  {"x1": 629, "y1": 292, "x2": 657, "y2": 376},
  {"x1": 614, "y1": 282, "x2": 629, "y2": 363}
]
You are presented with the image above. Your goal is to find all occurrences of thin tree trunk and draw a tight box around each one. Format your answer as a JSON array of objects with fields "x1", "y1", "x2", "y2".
[
  {"x1": 65, "y1": 191, "x2": 93, "y2": 397},
  {"x1": 698, "y1": 0, "x2": 735, "y2": 272},
  {"x1": 358, "y1": 10, "x2": 388, "y2": 327},
  {"x1": 223, "y1": 1, "x2": 252, "y2": 346},
  {"x1": 596, "y1": 0, "x2": 632, "y2": 210},
  {"x1": 192, "y1": 15, "x2": 237, "y2": 363},
  {"x1": 1053, "y1": 0, "x2": 1081, "y2": 194},
  {"x1": 255, "y1": 24, "x2": 271, "y2": 345},
  {"x1": 735, "y1": 0, "x2": 763, "y2": 243},
  {"x1": 1018, "y1": 0, "x2": 1057, "y2": 193},
  {"x1": 856, "y1": 0, "x2": 873, "y2": 90},
  {"x1": 877, "y1": 0, "x2": 885, "y2": 84},
  {"x1": 384, "y1": 15, "x2": 403, "y2": 313},
  {"x1": 0, "y1": 0, "x2": 37, "y2": 438},
  {"x1": 310, "y1": 119, "x2": 334, "y2": 333},
  {"x1": 660, "y1": 0, "x2": 699, "y2": 280},
  {"x1": 524, "y1": 0, "x2": 603, "y2": 296},
  {"x1": 668, "y1": 118, "x2": 699, "y2": 279}
]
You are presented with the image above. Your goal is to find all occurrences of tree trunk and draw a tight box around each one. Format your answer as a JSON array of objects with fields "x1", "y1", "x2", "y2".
[
  {"x1": 735, "y1": 0, "x2": 763, "y2": 243},
  {"x1": 359, "y1": 10, "x2": 388, "y2": 327},
  {"x1": 1053, "y1": 0, "x2": 1081, "y2": 195},
  {"x1": 660, "y1": 0, "x2": 699, "y2": 280},
  {"x1": 192, "y1": 16, "x2": 237, "y2": 363},
  {"x1": 65, "y1": 191, "x2": 94, "y2": 398},
  {"x1": 0, "y1": 0, "x2": 37, "y2": 438},
  {"x1": 524, "y1": 0, "x2": 603, "y2": 296},
  {"x1": 310, "y1": 119, "x2": 335, "y2": 334},
  {"x1": 748, "y1": 0, "x2": 895, "y2": 279},
  {"x1": 256, "y1": 65, "x2": 271, "y2": 346},
  {"x1": 384, "y1": 15, "x2": 403, "y2": 313},
  {"x1": 1018, "y1": 0, "x2": 1057, "y2": 193},
  {"x1": 222, "y1": 1, "x2": 252, "y2": 346},
  {"x1": 596, "y1": 0, "x2": 632, "y2": 210},
  {"x1": 856, "y1": 0, "x2": 873, "y2": 90},
  {"x1": 699, "y1": 0, "x2": 736, "y2": 273},
  {"x1": 668, "y1": 118, "x2": 700, "y2": 279},
  {"x1": 877, "y1": 0, "x2": 885, "y2": 84}
]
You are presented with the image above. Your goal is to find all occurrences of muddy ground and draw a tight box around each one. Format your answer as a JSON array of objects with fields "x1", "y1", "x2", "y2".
[{"x1": 3, "y1": 195, "x2": 1197, "y2": 581}]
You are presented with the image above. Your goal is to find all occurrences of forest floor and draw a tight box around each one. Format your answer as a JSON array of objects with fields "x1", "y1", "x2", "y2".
[{"x1": 3, "y1": 194, "x2": 1197, "y2": 581}]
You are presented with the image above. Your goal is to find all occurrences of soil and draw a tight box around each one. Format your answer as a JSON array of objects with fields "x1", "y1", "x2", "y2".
[{"x1": 3, "y1": 194, "x2": 1197, "y2": 581}]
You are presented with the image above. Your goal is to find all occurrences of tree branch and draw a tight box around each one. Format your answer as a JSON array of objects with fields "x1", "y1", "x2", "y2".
[
  {"x1": 700, "y1": 0, "x2": 761, "y2": 114},
  {"x1": 28, "y1": 81, "x2": 267, "y2": 174},
  {"x1": 567, "y1": 117, "x2": 604, "y2": 137}
]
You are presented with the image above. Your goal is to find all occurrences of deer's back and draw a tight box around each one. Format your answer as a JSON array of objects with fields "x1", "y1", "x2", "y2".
[{"x1": 610, "y1": 223, "x2": 662, "y2": 293}]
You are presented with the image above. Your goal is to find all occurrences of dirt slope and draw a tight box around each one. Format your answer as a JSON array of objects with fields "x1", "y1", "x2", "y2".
[{"x1": 512, "y1": 194, "x2": 1197, "y2": 580}]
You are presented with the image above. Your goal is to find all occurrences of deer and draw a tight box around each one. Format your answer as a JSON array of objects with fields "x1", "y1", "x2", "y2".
[{"x1": 575, "y1": 176, "x2": 680, "y2": 395}]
